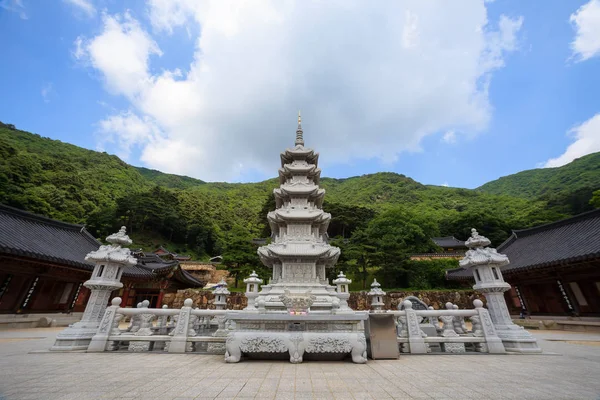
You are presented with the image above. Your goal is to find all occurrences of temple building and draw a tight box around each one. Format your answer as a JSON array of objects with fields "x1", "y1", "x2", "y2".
[
  {"x1": 410, "y1": 236, "x2": 467, "y2": 260},
  {"x1": 447, "y1": 209, "x2": 600, "y2": 317},
  {"x1": 153, "y1": 246, "x2": 192, "y2": 261},
  {"x1": 0, "y1": 205, "x2": 203, "y2": 327}
]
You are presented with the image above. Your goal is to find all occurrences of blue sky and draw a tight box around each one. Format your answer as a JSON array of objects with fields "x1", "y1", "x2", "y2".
[{"x1": 1, "y1": 0, "x2": 599, "y2": 187}]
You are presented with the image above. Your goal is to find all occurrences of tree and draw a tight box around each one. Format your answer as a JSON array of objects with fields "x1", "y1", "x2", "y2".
[
  {"x1": 440, "y1": 210, "x2": 511, "y2": 247},
  {"x1": 324, "y1": 201, "x2": 376, "y2": 238},
  {"x1": 222, "y1": 225, "x2": 264, "y2": 288},
  {"x1": 356, "y1": 207, "x2": 439, "y2": 288},
  {"x1": 590, "y1": 190, "x2": 600, "y2": 209}
]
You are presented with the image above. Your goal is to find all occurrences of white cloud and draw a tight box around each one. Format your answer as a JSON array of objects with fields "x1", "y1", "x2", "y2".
[
  {"x1": 570, "y1": 0, "x2": 600, "y2": 62},
  {"x1": 63, "y1": 0, "x2": 95, "y2": 18},
  {"x1": 543, "y1": 113, "x2": 600, "y2": 168},
  {"x1": 441, "y1": 182, "x2": 449, "y2": 187},
  {"x1": 75, "y1": 12, "x2": 162, "y2": 97},
  {"x1": 72, "y1": 36, "x2": 85, "y2": 59},
  {"x1": 41, "y1": 82, "x2": 53, "y2": 103},
  {"x1": 78, "y1": 1, "x2": 524, "y2": 181},
  {"x1": 0, "y1": 0, "x2": 27, "y2": 19},
  {"x1": 96, "y1": 110, "x2": 163, "y2": 160},
  {"x1": 442, "y1": 130, "x2": 457, "y2": 144}
]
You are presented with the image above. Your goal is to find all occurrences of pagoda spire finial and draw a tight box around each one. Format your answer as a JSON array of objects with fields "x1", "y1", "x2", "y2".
[{"x1": 295, "y1": 110, "x2": 304, "y2": 146}]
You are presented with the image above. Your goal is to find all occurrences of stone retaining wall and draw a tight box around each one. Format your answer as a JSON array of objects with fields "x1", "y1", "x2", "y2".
[{"x1": 162, "y1": 289, "x2": 484, "y2": 310}]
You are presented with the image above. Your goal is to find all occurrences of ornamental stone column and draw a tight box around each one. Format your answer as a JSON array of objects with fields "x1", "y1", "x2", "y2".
[
  {"x1": 51, "y1": 227, "x2": 137, "y2": 351},
  {"x1": 333, "y1": 271, "x2": 352, "y2": 312},
  {"x1": 243, "y1": 271, "x2": 262, "y2": 311},
  {"x1": 368, "y1": 279, "x2": 386, "y2": 312},
  {"x1": 208, "y1": 279, "x2": 231, "y2": 354},
  {"x1": 460, "y1": 228, "x2": 541, "y2": 353}
]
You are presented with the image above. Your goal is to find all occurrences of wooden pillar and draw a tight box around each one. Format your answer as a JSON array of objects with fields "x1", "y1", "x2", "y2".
[
  {"x1": 156, "y1": 290, "x2": 165, "y2": 307},
  {"x1": 157, "y1": 280, "x2": 169, "y2": 307},
  {"x1": 121, "y1": 282, "x2": 133, "y2": 308}
]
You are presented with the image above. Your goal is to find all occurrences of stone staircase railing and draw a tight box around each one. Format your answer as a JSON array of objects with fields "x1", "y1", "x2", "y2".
[
  {"x1": 88, "y1": 297, "x2": 228, "y2": 354},
  {"x1": 385, "y1": 299, "x2": 505, "y2": 354}
]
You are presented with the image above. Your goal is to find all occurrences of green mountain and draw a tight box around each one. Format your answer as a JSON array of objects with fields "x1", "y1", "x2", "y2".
[
  {"x1": 477, "y1": 152, "x2": 600, "y2": 215},
  {"x1": 1, "y1": 121, "x2": 598, "y2": 282},
  {"x1": 136, "y1": 167, "x2": 205, "y2": 189}
]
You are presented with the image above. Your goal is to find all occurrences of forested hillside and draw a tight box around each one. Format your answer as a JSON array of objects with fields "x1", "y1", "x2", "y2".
[
  {"x1": 477, "y1": 152, "x2": 600, "y2": 215},
  {"x1": 1, "y1": 121, "x2": 598, "y2": 289}
]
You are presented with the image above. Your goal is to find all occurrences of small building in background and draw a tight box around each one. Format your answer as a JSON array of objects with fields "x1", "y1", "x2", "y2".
[
  {"x1": 0, "y1": 205, "x2": 203, "y2": 328},
  {"x1": 153, "y1": 246, "x2": 192, "y2": 261},
  {"x1": 446, "y1": 209, "x2": 600, "y2": 318},
  {"x1": 410, "y1": 236, "x2": 467, "y2": 260}
]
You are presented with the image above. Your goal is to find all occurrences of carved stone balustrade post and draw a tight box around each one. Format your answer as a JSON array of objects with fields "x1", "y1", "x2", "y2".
[
  {"x1": 367, "y1": 279, "x2": 386, "y2": 312},
  {"x1": 427, "y1": 306, "x2": 438, "y2": 327},
  {"x1": 128, "y1": 302, "x2": 143, "y2": 333},
  {"x1": 106, "y1": 312, "x2": 124, "y2": 351},
  {"x1": 154, "y1": 305, "x2": 170, "y2": 351},
  {"x1": 156, "y1": 305, "x2": 169, "y2": 335},
  {"x1": 403, "y1": 300, "x2": 429, "y2": 354},
  {"x1": 169, "y1": 298, "x2": 193, "y2": 353},
  {"x1": 473, "y1": 299, "x2": 505, "y2": 354},
  {"x1": 451, "y1": 304, "x2": 466, "y2": 334},
  {"x1": 88, "y1": 297, "x2": 122, "y2": 352},
  {"x1": 129, "y1": 308, "x2": 155, "y2": 352},
  {"x1": 439, "y1": 302, "x2": 465, "y2": 353}
]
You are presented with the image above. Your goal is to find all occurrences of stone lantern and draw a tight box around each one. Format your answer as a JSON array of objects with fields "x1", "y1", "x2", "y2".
[
  {"x1": 460, "y1": 228, "x2": 541, "y2": 353},
  {"x1": 51, "y1": 226, "x2": 137, "y2": 351},
  {"x1": 243, "y1": 271, "x2": 262, "y2": 311},
  {"x1": 368, "y1": 279, "x2": 386, "y2": 312},
  {"x1": 213, "y1": 278, "x2": 230, "y2": 310},
  {"x1": 333, "y1": 271, "x2": 352, "y2": 311}
]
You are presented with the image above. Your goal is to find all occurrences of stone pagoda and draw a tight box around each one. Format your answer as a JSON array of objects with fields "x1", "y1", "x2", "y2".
[
  {"x1": 459, "y1": 228, "x2": 541, "y2": 353},
  {"x1": 224, "y1": 113, "x2": 368, "y2": 363},
  {"x1": 51, "y1": 227, "x2": 137, "y2": 351}
]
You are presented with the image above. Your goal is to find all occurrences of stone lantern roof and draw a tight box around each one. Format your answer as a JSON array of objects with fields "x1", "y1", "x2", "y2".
[
  {"x1": 213, "y1": 278, "x2": 230, "y2": 296},
  {"x1": 85, "y1": 226, "x2": 137, "y2": 266},
  {"x1": 333, "y1": 271, "x2": 351, "y2": 285},
  {"x1": 367, "y1": 279, "x2": 386, "y2": 296},
  {"x1": 459, "y1": 228, "x2": 509, "y2": 269},
  {"x1": 244, "y1": 271, "x2": 262, "y2": 285}
]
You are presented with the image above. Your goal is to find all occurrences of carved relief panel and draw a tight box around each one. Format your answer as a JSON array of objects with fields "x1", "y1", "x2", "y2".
[{"x1": 283, "y1": 263, "x2": 315, "y2": 282}]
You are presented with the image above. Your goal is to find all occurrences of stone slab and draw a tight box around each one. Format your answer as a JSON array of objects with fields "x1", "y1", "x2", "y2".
[{"x1": 1, "y1": 328, "x2": 600, "y2": 400}]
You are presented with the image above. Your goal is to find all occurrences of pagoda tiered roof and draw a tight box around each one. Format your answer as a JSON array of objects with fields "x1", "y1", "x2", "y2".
[
  {"x1": 258, "y1": 241, "x2": 340, "y2": 263},
  {"x1": 280, "y1": 146, "x2": 319, "y2": 166}
]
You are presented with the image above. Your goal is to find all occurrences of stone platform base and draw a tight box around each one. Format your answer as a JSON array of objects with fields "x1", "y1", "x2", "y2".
[
  {"x1": 224, "y1": 311, "x2": 369, "y2": 364},
  {"x1": 225, "y1": 331, "x2": 367, "y2": 364},
  {"x1": 50, "y1": 322, "x2": 99, "y2": 351},
  {"x1": 497, "y1": 327, "x2": 542, "y2": 353}
]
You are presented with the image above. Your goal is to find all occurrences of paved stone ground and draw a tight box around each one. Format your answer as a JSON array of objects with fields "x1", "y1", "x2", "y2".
[{"x1": 0, "y1": 328, "x2": 599, "y2": 400}]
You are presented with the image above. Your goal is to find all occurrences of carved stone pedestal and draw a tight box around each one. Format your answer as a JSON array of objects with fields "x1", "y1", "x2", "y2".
[{"x1": 224, "y1": 312, "x2": 368, "y2": 363}]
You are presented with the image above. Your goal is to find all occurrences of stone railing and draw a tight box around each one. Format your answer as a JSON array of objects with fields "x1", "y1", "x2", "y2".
[
  {"x1": 385, "y1": 299, "x2": 505, "y2": 354},
  {"x1": 87, "y1": 298, "x2": 228, "y2": 354}
]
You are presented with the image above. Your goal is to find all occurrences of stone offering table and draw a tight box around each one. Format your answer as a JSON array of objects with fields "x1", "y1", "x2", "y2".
[{"x1": 224, "y1": 312, "x2": 368, "y2": 364}]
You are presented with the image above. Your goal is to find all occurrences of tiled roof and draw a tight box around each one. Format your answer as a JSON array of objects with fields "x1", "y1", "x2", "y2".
[
  {"x1": 0, "y1": 204, "x2": 100, "y2": 270},
  {"x1": 446, "y1": 209, "x2": 600, "y2": 281},
  {"x1": 128, "y1": 252, "x2": 204, "y2": 287},
  {"x1": 0, "y1": 205, "x2": 203, "y2": 287},
  {"x1": 432, "y1": 236, "x2": 467, "y2": 248}
]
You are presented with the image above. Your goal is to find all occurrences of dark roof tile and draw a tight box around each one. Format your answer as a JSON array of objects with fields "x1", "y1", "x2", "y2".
[
  {"x1": 432, "y1": 236, "x2": 467, "y2": 248},
  {"x1": 0, "y1": 204, "x2": 99, "y2": 270},
  {"x1": 447, "y1": 209, "x2": 600, "y2": 281}
]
